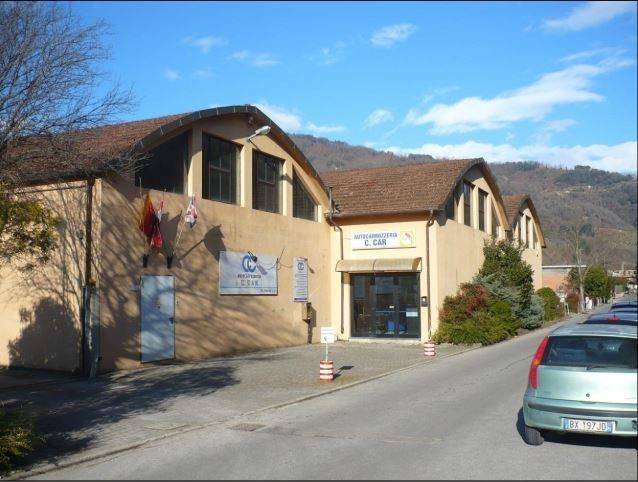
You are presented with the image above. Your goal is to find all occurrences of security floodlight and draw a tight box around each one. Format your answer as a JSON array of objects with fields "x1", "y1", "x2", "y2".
[{"x1": 247, "y1": 125, "x2": 271, "y2": 141}]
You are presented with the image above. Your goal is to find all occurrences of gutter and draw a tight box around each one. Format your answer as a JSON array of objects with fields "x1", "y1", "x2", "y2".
[
  {"x1": 327, "y1": 187, "x2": 345, "y2": 335},
  {"x1": 81, "y1": 177, "x2": 95, "y2": 376},
  {"x1": 426, "y1": 211, "x2": 435, "y2": 340}
]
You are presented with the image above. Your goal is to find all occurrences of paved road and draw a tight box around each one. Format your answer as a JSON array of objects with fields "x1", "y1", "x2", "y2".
[{"x1": 36, "y1": 319, "x2": 637, "y2": 480}]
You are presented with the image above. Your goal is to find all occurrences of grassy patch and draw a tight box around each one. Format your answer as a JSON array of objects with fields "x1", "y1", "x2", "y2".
[{"x1": 0, "y1": 407, "x2": 40, "y2": 474}]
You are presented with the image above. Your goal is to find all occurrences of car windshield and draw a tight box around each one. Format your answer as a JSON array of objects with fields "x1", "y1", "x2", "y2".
[{"x1": 543, "y1": 336, "x2": 637, "y2": 369}]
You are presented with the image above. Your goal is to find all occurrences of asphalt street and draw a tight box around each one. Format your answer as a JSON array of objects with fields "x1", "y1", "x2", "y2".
[{"x1": 35, "y1": 318, "x2": 637, "y2": 480}]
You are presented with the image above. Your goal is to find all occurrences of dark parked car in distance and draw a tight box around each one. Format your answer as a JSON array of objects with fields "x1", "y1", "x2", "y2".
[{"x1": 584, "y1": 312, "x2": 637, "y2": 326}]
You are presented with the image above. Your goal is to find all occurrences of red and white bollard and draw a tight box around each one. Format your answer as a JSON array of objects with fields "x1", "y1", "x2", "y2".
[
  {"x1": 319, "y1": 359, "x2": 334, "y2": 381},
  {"x1": 423, "y1": 339, "x2": 436, "y2": 357}
]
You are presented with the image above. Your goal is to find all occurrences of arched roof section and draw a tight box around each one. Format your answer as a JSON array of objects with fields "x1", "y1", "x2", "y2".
[
  {"x1": 503, "y1": 194, "x2": 546, "y2": 247},
  {"x1": 440, "y1": 158, "x2": 510, "y2": 231},
  {"x1": 321, "y1": 158, "x2": 510, "y2": 227},
  {"x1": 133, "y1": 105, "x2": 326, "y2": 193},
  {"x1": 15, "y1": 105, "x2": 326, "y2": 194}
]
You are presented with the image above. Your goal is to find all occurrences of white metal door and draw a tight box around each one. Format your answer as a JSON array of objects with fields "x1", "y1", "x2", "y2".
[{"x1": 141, "y1": 275, "x2": 175, "y2": 362}]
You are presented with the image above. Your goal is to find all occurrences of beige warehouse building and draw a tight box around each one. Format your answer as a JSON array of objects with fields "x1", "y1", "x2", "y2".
[{"x1": 0, "y1": 105, "x2": 545, "y2": 374}]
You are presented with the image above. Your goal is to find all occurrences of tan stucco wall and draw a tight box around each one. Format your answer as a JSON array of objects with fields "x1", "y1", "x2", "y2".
[
  {"x1": 513, "y1": 203, "x2": 543, "y2": 290},
  {"x1": 97, "y1": 116, "x2": 332, "y2": 371},
  {"x1": 0, "y1": 180, "x2": 102, "y2": 372},
  {"x1": 430, "y1": 166, "x2": 508, "y2": 335}
]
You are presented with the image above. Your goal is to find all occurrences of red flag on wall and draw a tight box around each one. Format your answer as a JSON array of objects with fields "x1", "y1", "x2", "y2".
[{"x1": 138, "y1": 192, "x2": 163, "y2": 249}]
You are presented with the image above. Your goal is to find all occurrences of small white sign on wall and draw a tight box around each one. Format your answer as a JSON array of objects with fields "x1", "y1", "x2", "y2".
[
  {"x1": 352, "y1": 230, "x2": 416, "y2": 250},
  {"x1": 293, "y1": 257, "x2": 309, "y2": 302}
]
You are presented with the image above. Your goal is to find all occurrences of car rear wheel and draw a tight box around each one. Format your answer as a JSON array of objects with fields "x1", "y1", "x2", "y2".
[{"x1": 524, "y1": 424, "x2": 544, "y2": 445}]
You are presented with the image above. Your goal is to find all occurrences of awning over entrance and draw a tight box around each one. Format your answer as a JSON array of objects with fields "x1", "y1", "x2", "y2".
[{"x1": 335, "y1": 257, "x2": 422, "y2": 273}]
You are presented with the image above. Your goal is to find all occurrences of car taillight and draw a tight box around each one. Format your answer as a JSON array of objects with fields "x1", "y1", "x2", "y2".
[
  {"x1": 607, "y1": 316, "x2": 620, "y2": 323},
  {"x1": 528, "y1": 336, "x2": 549, "y2": 389}
]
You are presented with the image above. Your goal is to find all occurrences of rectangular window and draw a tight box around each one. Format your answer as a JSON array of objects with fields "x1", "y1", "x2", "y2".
[
  {"x1": 542, "y1": 336, "x2": 637, "y2": 369},
  {"x1": 525, "y1": 216, "x2": 531, "y2": 248},
  {"x1": 463, "y1": 181, "x2": 473, "y2": 227},
  {"x1": 253, "y1": 151, "x2": 281, "y2": 213},
  {"x1": 517, "y1": 214, "x2": 522, "y2": 242},
  {"x1": 445, "y1": 191, "x2": 455, "y2": 221},
  {"x1": 532, "y1": 224, "x2": 537, "y2": 249},
  {"x1": 478, "y1": 189, "x2": 487, "y2": 232},
  {"x1": 491, "y1": 205, "x2": 499, "y2": 237},
  {"x1": 202, "y1": 133, "x2": 237, "y2": 204},
  {"x1": 293, "y1": 171, "x2": 317, "y2": 221},
  {"x1": 135, "y1": 132, "x2": 188, "y2": 194}
]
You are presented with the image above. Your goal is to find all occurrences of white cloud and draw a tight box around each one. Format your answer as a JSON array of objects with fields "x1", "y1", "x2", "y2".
[
  {"x1": 364, "y1": 109, "x2": 394, "y2": 128},
  {"x1": 543, "y1": 1, "x2": 636, "y2": 32},
  {"x1": 386, "y1": 140, "x2": 638, "y2": 173},
  {"x1": 231, "y1": 50, "x2": 280, "y2": 67},
  {"x1": 534, "y1": 119, "x2": 577, "y2": 144},
  {"x1": 253, "y1": 101, "x2": 346, "y2": 136},
  {"x1": 405, "y1": 57, "x2": 633, "y2": 134},
  {"x1": 163, "y1": 68, "x2": 180, "y2": 81},
  {"x1": 561, "y1": 47, "x2": 626, "y2": 63},
  {"x1": 371, "y1": 23, "x2": 418, "y2": 47},
  {"x1": 193, "y1": 67, "x2": 214, "y2": 79},
  {"x1": 545, "y1": 118, "x2": 577, "y2": 132},
  {"x1": 253, "y1": 102, "x2": 302, "y2": 131},
  {"x1": 315, "y1": 41, "x2": 346, "y2": 65},
  {"x1": 305, "y1": 122, "x2": 346, "y2": 134},
  {"x1": 182, "y1": 36, "x2": 226, "y2": 53},
  {"x1": 421, "y1": 86, "x2": 459, "y2": 105}
]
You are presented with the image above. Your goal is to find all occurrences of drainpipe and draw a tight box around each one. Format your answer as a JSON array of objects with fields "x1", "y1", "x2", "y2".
[
  {"x1": 81, "y1": 177, "x2": 95, "y2": 376},
  {"x1": 328, "y1": 187, "x2": 345, "y2": 334},
  {"x1": 425, "y1": 210, "x2": 435, "y2": 340}
]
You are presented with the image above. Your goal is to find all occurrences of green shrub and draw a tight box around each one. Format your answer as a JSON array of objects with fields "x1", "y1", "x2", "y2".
[
  {"x1": 438, "y1": 282, "x2": 490, "y2": 325},
  {"x1": 434, "y1": 298, "x2": 520, "y2": 345},
  {"x1": 519, "y1": 294, "x2": 545, "y2": 329},
  {"x1": 537, "y1": 287, "x2": 561, "y2": 321},
  {"x1": 477, "y1": 240, "x2": 542, "y2": 329},
  {"x1": 0, "y1": 408, "x2": 39, "y2": 474},
  {"x1": 479, "y1": 239, "x2": 534, "y2": 305}
]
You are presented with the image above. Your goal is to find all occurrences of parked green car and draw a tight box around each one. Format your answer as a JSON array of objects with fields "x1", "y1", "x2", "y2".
[{"x1": 523, "y1": 323, "x2": 637, "y2": 445}]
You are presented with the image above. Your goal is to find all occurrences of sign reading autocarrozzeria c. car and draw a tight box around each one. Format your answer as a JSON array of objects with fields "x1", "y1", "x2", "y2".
[
  {"x1": 219, "y1": 251, "x2": 278, "y2": 295},
  {"x1": 351, "y1": 230, "x2": 416, "y2": 250}
]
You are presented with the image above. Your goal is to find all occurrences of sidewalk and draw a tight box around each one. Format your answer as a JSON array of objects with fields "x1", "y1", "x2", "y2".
[
  {"x1": 2, "y1": 341, "x2": 474, "y2": 476},
  {"x1": 4, "y1": 309, "x2": 592, "y2": 478},
  {"x1": 0, "y1": 367, "x2": 77, "y2": 391}
]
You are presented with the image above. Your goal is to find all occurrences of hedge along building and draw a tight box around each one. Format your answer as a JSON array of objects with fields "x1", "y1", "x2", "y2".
[{"x1": 0, "y1": 105, "x2": 545, "y2": 373}]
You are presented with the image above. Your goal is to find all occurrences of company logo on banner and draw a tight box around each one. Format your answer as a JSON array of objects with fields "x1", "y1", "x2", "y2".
[
  {"x1": 219, "y1": 251, "x2": 278, "y2": 295},
  {"x1": 352, "y1": 230, "x2": 416, "y2": 250}
]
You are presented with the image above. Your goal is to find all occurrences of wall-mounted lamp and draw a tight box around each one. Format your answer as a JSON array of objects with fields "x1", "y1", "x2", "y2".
[
  {"x1": 247, "y1": 251, "x2": 258, "y2": 263},
  {"x1": 247, "y1": 125, "x2": 271, "y2": 142}
]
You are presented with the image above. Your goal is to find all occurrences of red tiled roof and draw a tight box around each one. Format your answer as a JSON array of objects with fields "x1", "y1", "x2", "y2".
[
  {"x1": 502, "y1": 194, "x2": 546, "y2": 247},
  {"x1": 321, "y1": 158, "x2": 487, "y2": 218},
  {"x1": 10, "y1": 106, "x2": 324, "y2": 189},
  {"x1": 502, "y1": 194, "x2": 529, "y2": 226}
]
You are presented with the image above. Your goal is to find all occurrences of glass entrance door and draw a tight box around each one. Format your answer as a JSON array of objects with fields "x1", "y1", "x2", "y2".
[{"x1": 352, "y1": 273, "x2": 420, "y2": 338}]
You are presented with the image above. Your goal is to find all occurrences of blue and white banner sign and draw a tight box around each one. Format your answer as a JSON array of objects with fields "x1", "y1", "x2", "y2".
[{"x1": 219, "y1": 251, "x2": 278, "y2": 295}]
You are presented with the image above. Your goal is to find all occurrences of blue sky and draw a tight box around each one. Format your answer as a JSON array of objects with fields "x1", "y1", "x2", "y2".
[{"x1": 76, "y1": 1, "x2": 637, "y2": 172}]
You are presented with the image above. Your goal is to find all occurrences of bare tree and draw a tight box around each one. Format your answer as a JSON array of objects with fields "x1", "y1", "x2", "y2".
[
  {"x1": 0, "y1": 1, "x2": 135, "y2": 187},
  {"x1": 561, "y1": 222, "x2": 594, "y2": 312},
  {"x1": 0, "y1": 1, "x2": 136, "y2": 266}
]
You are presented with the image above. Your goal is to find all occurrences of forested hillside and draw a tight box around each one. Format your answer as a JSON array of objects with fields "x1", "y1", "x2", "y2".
[{"x1": 291, "y1": 134, "x2": 637, "y2": 269}]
